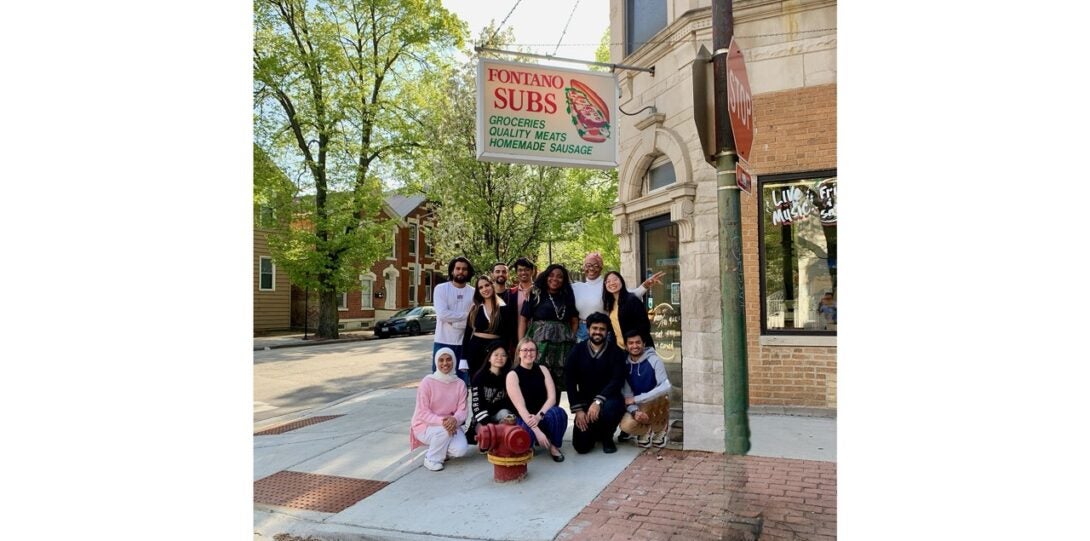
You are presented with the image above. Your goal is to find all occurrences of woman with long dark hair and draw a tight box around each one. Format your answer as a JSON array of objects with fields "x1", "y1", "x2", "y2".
[
  {"x1": 602, "y1": 271, "x2": 655, "y2": 350},
  {"x1": 517, "y1": 263, "x2": 578, "y2": 390},
  {"x1": 467, "y1": 340, "x2": 515, "y2": 444},
  {"x1": 460, "y1": 275, "x2": 509, "y2": 380}
]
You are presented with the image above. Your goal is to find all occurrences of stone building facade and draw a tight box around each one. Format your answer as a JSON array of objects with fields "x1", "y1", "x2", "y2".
[{"x1": 608, "y1": 0, "x2": 836, "y2": 451}]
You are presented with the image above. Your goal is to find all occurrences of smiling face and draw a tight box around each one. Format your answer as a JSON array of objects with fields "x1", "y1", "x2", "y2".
[
  {"x1": 588, "y1": 321, "x2": 608, "y2": 345},
  {"x1": 625, "y1": 334, "x2": 644, "y2": 359},
  {"x1": 515, "y1": 264, "x2": 534, "y2": 285},
  {"x1": 517, "y1": 342, "x2": 538, "y2": 367},
  {"x1": 491, "y1": 264, "x2": 508, "y2": 286},
  {"x1": 605, "y1": 273, "x2": 623, "y2": 294},
  {"x1": 477, "y1": 277, "x2": 494, "y2": 299},
  {"x1": 546, "y1": 268, "x2": 564, "y2": 292},
  {"x1": 582, "y1": 261, "x2": 602, "y2": 280},
  {"x1": 436, "y1": 353, "x2": 454, "y2": 374}
]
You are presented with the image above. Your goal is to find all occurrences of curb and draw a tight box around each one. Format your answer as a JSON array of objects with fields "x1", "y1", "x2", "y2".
[{"x1": 253, "y1": 335, "x2": 375, "y2": 351}]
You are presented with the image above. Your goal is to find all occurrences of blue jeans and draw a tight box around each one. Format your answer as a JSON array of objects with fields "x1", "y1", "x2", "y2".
[{"x1": 575, "y1": 320, "x2": 589, "y2": 342}]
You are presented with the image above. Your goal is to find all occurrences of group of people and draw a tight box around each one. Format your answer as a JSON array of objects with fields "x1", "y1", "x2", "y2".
[{"x1": 410, "y1": 254, "x2": 672, "y2": 472}]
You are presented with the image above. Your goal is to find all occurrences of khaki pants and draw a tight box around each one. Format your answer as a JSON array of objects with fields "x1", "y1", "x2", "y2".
[{"x1": 619, "y1": 395, "x2": 670, "y2": 436}]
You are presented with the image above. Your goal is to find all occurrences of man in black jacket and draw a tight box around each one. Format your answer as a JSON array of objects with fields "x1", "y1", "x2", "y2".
[{"x1": 564, "y1": 312, "x2": 627, "y2": 454}]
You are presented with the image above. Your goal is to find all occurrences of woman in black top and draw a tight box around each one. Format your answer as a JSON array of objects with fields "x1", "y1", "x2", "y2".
[
  {"x1": 505, "y1": 338, "x2": 568, "y2": 462},
  {"x1": 460, "y1": 275, "x2": 510, "y2": 379},
  {"x1": 470, "y1": 341, "x2": 515, "y2": 428},
  {"x1": 518, "y1": 263, "x2": 578, "y2": 390},
  {"x1": 602, "y1": 271, "x2": 655, "y2": 349}
]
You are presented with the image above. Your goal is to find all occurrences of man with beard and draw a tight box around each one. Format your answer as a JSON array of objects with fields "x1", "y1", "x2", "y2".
[
  {"x1": 564, "y1": 312, "x2": 627, "y2": 454},
  {"x1": 490, "y1": 262, "x2": 510, "y2": 296},
  {"x1": 432, "y1": 257, "x2": 475, "y2": 381}
]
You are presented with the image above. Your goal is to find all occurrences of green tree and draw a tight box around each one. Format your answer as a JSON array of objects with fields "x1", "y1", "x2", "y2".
[
  {"x1": 404, "y1": 27, "x2": 619, "y2": 275},
  {"x1": 542, "y1": 167, "x2": 620, "y2": 272},
  {"x1": 254, "y1": 0, "x2": 466, "y2": 337}
]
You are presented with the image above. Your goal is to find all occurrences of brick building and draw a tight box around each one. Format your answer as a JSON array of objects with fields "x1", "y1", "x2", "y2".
[
  {"x1": 327, "y1": 194, "x2": 441, "y2": 330},
  {"x1": 609, "y1": 0, "x2": 836, "y2": 451}
]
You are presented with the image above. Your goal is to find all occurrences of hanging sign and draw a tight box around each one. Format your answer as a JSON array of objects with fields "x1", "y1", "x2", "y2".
[{"x1": 476, "y1": 58, "x2": 618, "y2": 169}]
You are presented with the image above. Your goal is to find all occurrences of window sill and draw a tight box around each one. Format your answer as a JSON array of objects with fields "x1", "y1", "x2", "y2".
[
  {"x1": 258, "y1": 288, "x2": 275, "y2": 292},
  {"x1": 759, "y1": 335, "x2": 836, "y2": 347}
]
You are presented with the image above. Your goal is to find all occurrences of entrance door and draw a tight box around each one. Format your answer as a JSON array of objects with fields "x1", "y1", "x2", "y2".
[{"x1": 639, "y1": 215, "x2": 683, "y2": 440}]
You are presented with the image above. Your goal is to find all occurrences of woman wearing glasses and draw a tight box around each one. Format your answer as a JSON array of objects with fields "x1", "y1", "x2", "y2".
[{"x1": 505, "y1": 338, "x2": 568, "y2": 462}]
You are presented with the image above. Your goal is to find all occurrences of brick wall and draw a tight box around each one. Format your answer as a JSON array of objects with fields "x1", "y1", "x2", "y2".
[{"x1": 742, "y1": 83, "x2": 837, "y2": 408}]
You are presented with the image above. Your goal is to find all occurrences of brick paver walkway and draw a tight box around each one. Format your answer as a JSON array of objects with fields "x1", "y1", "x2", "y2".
[{"x1": 557, "y1": 449, "x2": 836, "y2": 541}]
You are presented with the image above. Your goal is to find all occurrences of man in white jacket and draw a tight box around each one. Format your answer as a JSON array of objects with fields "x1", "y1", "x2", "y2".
[
  {"x1": 618, "y1": 330, "x2": 672, "y2": 448},
  {"x1": 432, "y1": 257, "x2": 475, "y2": 382}
]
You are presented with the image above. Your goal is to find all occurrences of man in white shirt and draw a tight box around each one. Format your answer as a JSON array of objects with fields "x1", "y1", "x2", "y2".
[
  {"x1": 432, "y1": 257, "x2": 475, "y2": 383},
  {"x1": 571, "y1": 252, "x2": 665, "y2": 341}
]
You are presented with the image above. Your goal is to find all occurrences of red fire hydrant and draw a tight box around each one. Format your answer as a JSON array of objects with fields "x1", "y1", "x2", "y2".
[{"x1": 476, "y1": 417, "x2": 533, "y2": 483}]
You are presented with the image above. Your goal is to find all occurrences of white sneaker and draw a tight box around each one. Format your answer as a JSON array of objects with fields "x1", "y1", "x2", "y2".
[
  {"x1": 652, "y1": 428, "x2": 669, "y2": 448},
  {"x1": 636, "y1": 433, "x2": 652, "y2": 448},
  {"x1": 423, "y1": 459, "x2": 444, "y2": 471}
]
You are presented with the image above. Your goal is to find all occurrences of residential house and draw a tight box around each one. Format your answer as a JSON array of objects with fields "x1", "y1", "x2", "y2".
[{"x1": 254, "y1": 224, "x2": 293, "y2": 333}]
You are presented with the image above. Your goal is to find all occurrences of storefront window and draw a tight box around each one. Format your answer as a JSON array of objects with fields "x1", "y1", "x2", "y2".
[
  {"x1": 639, "y1": 215, "x2": 683, "y2": 407},
  {"x1": 759, "y1": 171, "x2": 837, "y2": 334}
]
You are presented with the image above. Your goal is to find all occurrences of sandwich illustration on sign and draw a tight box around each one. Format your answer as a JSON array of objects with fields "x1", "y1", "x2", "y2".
[{"x1": 564, "y1": 79, "x2": 610, "y2": 143}]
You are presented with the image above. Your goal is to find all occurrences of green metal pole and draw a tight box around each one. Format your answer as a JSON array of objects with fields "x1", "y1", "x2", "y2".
[
  {"x1": 716, "y1": 152, "x2": 750, "y2": 455},
  {"x1": 713, "y1": 0, "x2": 750, "y2": 455}
]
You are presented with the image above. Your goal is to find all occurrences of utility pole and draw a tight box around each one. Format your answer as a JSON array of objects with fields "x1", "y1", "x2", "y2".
[{"x1": 712, "y1": 0, "x2": 751, "y2": 455}]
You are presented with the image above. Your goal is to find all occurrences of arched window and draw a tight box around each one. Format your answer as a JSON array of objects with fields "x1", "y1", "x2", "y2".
[{"x1": 644, "y1": 160, "x2": 676, "y2": 194}]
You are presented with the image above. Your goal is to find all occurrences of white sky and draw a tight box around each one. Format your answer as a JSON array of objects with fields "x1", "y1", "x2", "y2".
[{"x1": 441, "y1": 0, "x2": 611, "y2": 66}]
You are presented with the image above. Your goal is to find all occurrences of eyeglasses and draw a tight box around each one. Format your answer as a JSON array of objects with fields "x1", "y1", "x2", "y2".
[
  {"x1": 518, "y1": 348, "x2": 537, "y2": 353},
  {"x1": 584, "y1": 263, "x2": 602, "y2": 270}
]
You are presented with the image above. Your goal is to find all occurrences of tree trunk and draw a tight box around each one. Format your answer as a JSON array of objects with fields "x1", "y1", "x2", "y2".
[{"x1": 317, "y1": 289, "x2": 340, "y2": 338}]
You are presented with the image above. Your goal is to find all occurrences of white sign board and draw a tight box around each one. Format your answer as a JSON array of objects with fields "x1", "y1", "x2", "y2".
[{"x1": 476, "y1": 58, "x2": 618, "y2": 169}]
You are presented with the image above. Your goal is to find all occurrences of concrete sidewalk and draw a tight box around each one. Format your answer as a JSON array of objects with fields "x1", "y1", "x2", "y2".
[{"x1": 253, "y1": 381, "x2": 835, "y2": 541}]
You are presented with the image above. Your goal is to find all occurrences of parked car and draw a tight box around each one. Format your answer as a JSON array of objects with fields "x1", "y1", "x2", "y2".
[{"x1": 374, "y1": 306, "x2": 437, "y2": 338}]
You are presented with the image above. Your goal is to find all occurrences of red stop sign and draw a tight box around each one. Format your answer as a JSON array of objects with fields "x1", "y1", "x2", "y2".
[{"x1": 727, "y1": 38, "x2": 754, "y2": 163}]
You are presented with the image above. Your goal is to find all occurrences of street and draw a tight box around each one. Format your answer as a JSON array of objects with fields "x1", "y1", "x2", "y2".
[{"x1": 253, "y1": 334, "x2": 433, "y2": 423}]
